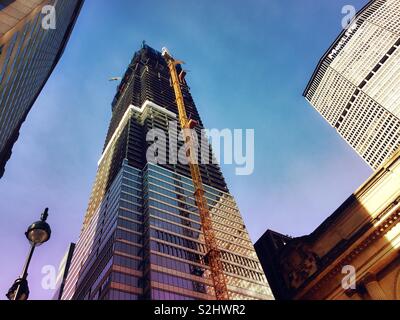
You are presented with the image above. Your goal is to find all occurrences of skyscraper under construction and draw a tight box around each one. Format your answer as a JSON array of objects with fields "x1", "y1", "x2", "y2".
[{"x1": 62, "y1": 44, "x2": 273, "y2": 300}]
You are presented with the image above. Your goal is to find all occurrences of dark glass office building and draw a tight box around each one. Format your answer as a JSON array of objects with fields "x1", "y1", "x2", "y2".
[
  {"x1": 255, "y1": 230, "x2": 292, "y2": 300},
  {"x1": 62, "y1": 45, "x2": 273, "y2": 300},
  {"x1": 53, "y1": 243, "x2": 76, "y2": 300},
  {"x1": 0, "y1": 0, "x2": 84, "y2": 178}
]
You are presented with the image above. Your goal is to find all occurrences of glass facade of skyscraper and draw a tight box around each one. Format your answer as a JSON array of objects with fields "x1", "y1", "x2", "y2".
[
  {"x1": 62, "y1": 45, "x2": 273, "y2": 300},
  {"x1": 0, "y1": 0, "x2": 84, "y2": 178}
]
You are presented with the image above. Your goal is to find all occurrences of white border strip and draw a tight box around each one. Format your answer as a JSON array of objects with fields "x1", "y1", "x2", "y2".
[{"x1": 98, "y1": 100, "x2": 176, "y2": 166}]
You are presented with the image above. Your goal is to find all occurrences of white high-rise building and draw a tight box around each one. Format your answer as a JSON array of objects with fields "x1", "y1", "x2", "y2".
[{"x1": 304, "y1": 0, "x2": 400, "y2": 170}]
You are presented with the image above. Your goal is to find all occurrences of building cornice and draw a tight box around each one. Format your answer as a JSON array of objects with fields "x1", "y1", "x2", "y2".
[
  {"x1": 294, "y1": 200, "x2": 400, "y2": 299},
  {"x1": 302, "y1": 0, "x2": 384, "y2": 98}
]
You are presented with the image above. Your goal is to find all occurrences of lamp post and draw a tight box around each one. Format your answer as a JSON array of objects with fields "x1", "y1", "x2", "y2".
[{"x1": 6, "y1": 208, "x2": 51, "y2": 300}]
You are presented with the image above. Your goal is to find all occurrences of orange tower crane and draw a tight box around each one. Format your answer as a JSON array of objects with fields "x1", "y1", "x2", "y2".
[{"x1": 162, "y1": 47, "x2": 229, "y2": 300}]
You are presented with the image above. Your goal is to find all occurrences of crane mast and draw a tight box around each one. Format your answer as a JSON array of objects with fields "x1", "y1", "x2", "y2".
[{"x1": 162, "y1": 48, "x2": 229, "y2": 300}]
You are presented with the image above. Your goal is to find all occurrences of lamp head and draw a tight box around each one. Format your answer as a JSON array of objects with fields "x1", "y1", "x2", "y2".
[{"x1": 25, "y1": 208, "x2": 51, "y2": 246}]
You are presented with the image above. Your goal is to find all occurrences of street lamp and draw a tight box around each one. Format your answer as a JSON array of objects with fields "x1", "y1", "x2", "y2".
[{"x1": 6, "y1": 208, "x2": 51, "y2": 300}]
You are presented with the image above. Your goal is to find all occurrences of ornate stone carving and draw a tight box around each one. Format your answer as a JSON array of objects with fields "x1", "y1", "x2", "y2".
[{"x1": 281, "y1": 242, "x2": 320, "y2": 289}]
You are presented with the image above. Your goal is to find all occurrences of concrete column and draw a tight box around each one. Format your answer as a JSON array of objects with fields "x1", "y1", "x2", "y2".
[{"x1": 363, "y1": 274, "x2": 387, "y2": 300}]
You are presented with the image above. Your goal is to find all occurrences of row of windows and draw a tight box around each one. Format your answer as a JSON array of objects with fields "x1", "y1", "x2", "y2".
[
  {"x1": 148, "y1": 200, "x2": 200, "y2": 223},
  {"x1": 120, "y1": 192, "x2": 142, "y2": 205},
  {"x1": 148, "y1": 203, "x2": 249, "y2": 248},
  {"x1": 111, "y1": 272, "x2": 141, "y2": 288},
  {"x1": 149, "y1": 184, "x2": 196, "y2": 207},
  {"x1": 226, "y1": 275, "x2": 271, "y2": 297},
  {"x1": 113, "y1": 254, "x2": 142, "y2": 271},
  {"x1": 115, "y1": 228, "x2": 142, "y2": 245},
  {"x1": 121, "y1": 185, "x2": 142, "y2": 197},
  {"x1": 147, "y1": 173, "x2": 236, "y2": 210},
  {"x1": 223, "y1": 262, "x2": 264, "y2": 283},
  {"x1": 146, "y1": 175, "x2": 193, "y2": 198},
  {"x1": 148, "y1": 190, "x2": 199, "y2": 215},
  {"x1": 119, "y1": 208, "x2": 143, "y2": 223},
  {"x1": 147, "y1": 164, "x2": 232, "y2": 203},
  {"x1": 150, "y1": 240, "x2": 202, "y2": 264},
  {"x1": 146, "y1": 177, "x2": 242, "y2": 225},
  {"x1": 117, "y1": 218, "x2": 143, "y2": 233},
  {"x1": 150, "y1": 229, "x2": 205, "y2": 252},
  {"x1": 150, "y1": 254, "x2": 205, "y2": 276},
  {"x1": 148, "y1": 165, "x2": 198, "y2": 191},
  {"x1": 149, "y1": 216, "x2": 200, "y2": 238},
  {"x1": 151, "y1": 289, "x2": 194, "y2": 301},
  {"x1": 221, "y1": 251, "x2": 261, "y2": 271},
  {"x1": 148, "y1": 207, "x2": 202, "y2": 232},
  {"x1": 123, "y1": 164, "x2": 142, "y2": 177},
  {"x1": 105, "y1": 289, "x2": 139, "y2": 301},
  {"x1": 340, "y1": 93, "x2": 400, "y2": 169},
  {"x1": 120, "y1": 200, "x2": 142, "y2": 214},
  {"x1": 121, "y1": 177, "x2": 142, "y2": 191},
  {"x1": 146, "y1": 170, "x2": 194, "y2": 189},
  {"x1": 149, "y1": 180, "x2": 193, "y2": 200},
  {"x1": 114, "y1": 241, "x2": 142, "y2": 258},
  {"x1": 122, "y1": 171, "x2": 142, "y2": 184},
  {"x1": 151, "y1": 271, "x2": 207, "y2": 293}
]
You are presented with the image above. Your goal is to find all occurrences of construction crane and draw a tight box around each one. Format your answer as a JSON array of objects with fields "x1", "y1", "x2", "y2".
[{"x1": 162, "y1": 47, "x2": 229, "y2": 300}]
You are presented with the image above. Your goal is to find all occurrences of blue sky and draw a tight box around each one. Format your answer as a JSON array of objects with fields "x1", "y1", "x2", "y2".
[{"x1": 0, "y1": 0, "x2": 371, "y2": 300}]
